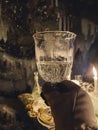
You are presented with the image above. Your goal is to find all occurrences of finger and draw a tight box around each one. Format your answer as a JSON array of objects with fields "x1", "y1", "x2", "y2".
[
  {"x1": 42, "y1": 82, "x2": 61, "y2": 105},
  {"x1": 42, "y1": 80, "x2": 80, "y2": 93},
  {"x1": 42, "y1": 82, "x2": 62, "y2": 98},
  {"x1": 59, "y1": 80, "x2": 80, "y2": 91},
  {"x1": 41, "y1": 90, "x2": 60, "y2": 106},
  {"x1": 42, "y1": 82, "x2": 57, "y2": 93}
]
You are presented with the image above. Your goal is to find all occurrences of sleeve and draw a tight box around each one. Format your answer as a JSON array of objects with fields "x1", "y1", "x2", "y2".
[
  {"x1": 72, "y1": 88, "x2": 98, "y2": 130},
  {"x1": 42, "y1": 81, "x2": 98, "y2": 130}
]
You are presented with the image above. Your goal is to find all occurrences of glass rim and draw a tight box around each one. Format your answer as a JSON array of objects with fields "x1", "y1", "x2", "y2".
[{"x1": 33, "y1": 30, "x2": 77, "y2": 39}]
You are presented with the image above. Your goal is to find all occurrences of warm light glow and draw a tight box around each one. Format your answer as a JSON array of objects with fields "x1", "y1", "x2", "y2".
[
  {"x1": 71, "y1": 80, "x2": 79, "y2": 85},
  {"x1": 93, "y1": 66, "x2": 98, "y2": 96},
  {"x1": 93, "y1": 66, "x2": 97, "y2": 78}
]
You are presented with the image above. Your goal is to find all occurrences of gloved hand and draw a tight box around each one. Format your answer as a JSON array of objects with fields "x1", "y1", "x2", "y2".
[{"x1": 42, "y1": 80, "x2": 98, "y2": 130}]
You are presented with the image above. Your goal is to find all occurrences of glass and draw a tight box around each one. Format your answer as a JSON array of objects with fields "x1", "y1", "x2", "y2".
[
  {"x1": 75, "y1": 75, "x2": 82, "y2": 84},
  {"x1": 33, "y1": 31, "x2": 76, "y2": 84},
  {"x1": 33, "y1": 31, "x2": 76, "y2": 129}
]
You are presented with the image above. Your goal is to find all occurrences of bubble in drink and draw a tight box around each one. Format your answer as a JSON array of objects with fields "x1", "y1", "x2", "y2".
[{"x1": 37, "y1": 61, "x2": 72, "y2": 83}]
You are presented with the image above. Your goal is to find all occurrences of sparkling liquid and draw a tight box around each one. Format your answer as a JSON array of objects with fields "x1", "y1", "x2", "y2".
[{"x1": 37, "y1": 61, "x2": 72, "y2": 83}]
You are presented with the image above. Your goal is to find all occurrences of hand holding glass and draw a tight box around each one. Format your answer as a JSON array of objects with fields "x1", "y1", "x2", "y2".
[{"x1": 33, "y1": 31, "x2": 76, "y2": 130}]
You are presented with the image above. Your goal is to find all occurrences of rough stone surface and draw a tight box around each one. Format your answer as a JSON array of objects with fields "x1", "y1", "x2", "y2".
[{"x1": 0, "y1": 50, "x2": 36, "y2": 97}]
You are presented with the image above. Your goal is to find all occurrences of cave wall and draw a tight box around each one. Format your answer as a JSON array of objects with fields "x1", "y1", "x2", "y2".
[{"x1": 0, "y1": 50, "x2": 36, "y2": 96}]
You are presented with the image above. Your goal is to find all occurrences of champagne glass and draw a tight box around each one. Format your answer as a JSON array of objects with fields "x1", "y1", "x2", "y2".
[
  {"x1": 33, "y1": 31, "x2": 76, "y2": 84},
  {"x1": 33, "y1": 31, "x2": 76, "y2": 129}
]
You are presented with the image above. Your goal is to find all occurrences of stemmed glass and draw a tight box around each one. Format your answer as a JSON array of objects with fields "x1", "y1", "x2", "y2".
[{"x1": 33, "y1": 31, "x2": 76, "y2": 129}]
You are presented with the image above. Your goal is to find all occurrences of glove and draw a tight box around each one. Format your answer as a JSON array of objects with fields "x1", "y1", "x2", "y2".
[{"x1": 42, "y1": 80, "x2": 98, "y2": 130}]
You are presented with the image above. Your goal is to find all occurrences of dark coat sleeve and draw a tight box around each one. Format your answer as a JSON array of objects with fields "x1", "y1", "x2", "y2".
[
  {"x1": 42, "y1": 81, "x2": 98, "y2": 130},
  {"x1": 72, "y1": 88, "x2": 98, "y2": 130}
]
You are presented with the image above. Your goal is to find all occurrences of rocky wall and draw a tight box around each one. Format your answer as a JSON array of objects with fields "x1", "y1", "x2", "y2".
[{"x1": 0, "y1": 50, "x2": 36, "y2": 97}]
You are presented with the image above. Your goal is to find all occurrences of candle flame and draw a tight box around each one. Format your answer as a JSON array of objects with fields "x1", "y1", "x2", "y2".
[{"x1": 93, "y1": 66, "x2": 97, "y2": 77}]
